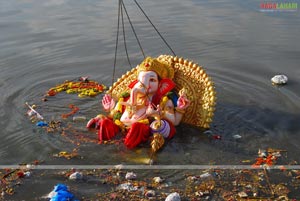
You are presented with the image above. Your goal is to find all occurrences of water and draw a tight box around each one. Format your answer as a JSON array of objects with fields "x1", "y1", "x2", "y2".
[{"x1": 0, "y1": 0, "x2": 300, "y2": 199}]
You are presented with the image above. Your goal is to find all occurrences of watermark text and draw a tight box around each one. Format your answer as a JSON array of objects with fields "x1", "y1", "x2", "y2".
[{"x1": 260, "y1": 2, "x2": 298, "y2": 12}]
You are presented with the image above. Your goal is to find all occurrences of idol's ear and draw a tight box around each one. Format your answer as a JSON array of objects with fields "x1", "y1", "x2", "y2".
[
  {"x1": 158, "y1": 78, "x2": 175, "y2": 95},
  {"x1": 128, "y1": 80, "x2": 139, "y2": 89}
]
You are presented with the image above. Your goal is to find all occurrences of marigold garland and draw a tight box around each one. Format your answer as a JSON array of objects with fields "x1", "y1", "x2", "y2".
[{"x1": 47, "y1": 78, "x2": 106, "y2": 98}]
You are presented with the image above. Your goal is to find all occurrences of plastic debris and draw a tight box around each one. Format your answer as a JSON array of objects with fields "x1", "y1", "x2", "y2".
[
  {"x1": 238, "y1": 191, "x2": 248, "y2": 198},
  {"x1": 271, "y1": 74, "x2": 288, "y2": 85},
  {"x1": 233, "y1": 134, "x2": 242, "y2": 139},
  {"x1": 26, "y1": 164, "x2": 33, "y2": 169},
  {"x1": 79, "y1": 76, "x2": 89, "y2": 82},
  {"x1": 187, "y1": 176, "x2": 198, "y2": 182},
  {"x1": 125, "y1": 172, "x2": 137, "y2": 180},
  {"x1": 145, "y1": 190, "x2": 156, "y2": 197},
  {"x1": 36, "y1": 121, "x2": 48, "y2": 127},
  {"x1": 165, "y1": 192, "x2": 181, "y2": 201},
  {"x1": 203, "y1": 130, "x2": 221, "y2": 140},
  {"x1": 24, "y1": 171, "x2": 31, "y2": 178},
  {"x1": 72, "y1": 115, "x2": 86, "y2": 121},
  {"x1": 199, "y1": 172, "x2": 212, "y2": 179},
  {"x1": 153, "y1": 176, "x2": 164, "y2": 184},
  {"x1": 116, "y1": 183, "x2": 138, "y2": 191},
  {"x1": 25, "y1": 102, "x2": 44, "y2": 120},
  {"x1": 69, "y1": 172, "x2": 83, "y2": 180},
  {"x1": 47, "y1": 184, "x2": 78, "y2": 201},
  {"x1": 114, "y1": 164, "x2": 124, "y2": 169},
  {"x1": 258, "y1": 149, "x2": 267, "y2": 157},
  {"x1": 203, "y1": 130, "x2": 213, "y2": 136},
  {"x1": 212, "y1": 135, "x2": 222, "y2": 140}
]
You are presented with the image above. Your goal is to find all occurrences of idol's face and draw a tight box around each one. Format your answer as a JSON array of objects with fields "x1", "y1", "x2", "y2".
[{"x1": 137, "y1": 71, "x2": 159, "y2": 95}]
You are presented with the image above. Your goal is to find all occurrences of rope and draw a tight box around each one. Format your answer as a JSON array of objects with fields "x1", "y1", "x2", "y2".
[
  {"x1": 121, "y1": 0, "x2": 145, "y2": 58},
  {"x1": 111, "y1": 0, "x2": 122, "y2": 89},
  {"x1": 111, "y1": 0, "x2": 176, "y2": 88},
  {"x1": 120, "y1": 3, "x2": 132, "y2": 69},
  {"x1": 133, "y1": 0, "x2": 176, "y2": 56}
]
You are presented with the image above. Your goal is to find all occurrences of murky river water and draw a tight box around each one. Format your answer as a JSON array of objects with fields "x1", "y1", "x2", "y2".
[{"x1": 0, "y1": 0, "x2": 300, "y2": 200}]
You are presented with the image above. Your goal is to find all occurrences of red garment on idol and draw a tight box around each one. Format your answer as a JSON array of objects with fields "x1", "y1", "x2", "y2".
[
  {"x1": 124, "y1": 122, "x2": 150, "y2": 149},
  {"x1": 97, "y1": 118, "x2": 119, "y2": 142}
]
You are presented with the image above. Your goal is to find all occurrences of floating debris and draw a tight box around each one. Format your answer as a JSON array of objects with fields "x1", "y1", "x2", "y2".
[
  {"x1": 69, "y1": 172, "x2": 83, "y2": 180},
  {"x1": 25, "y1": 103, "x2": 64, "y2": 132},
  {"x1": 145, "y1": 190, "x2": 156, "y2": 198},
  {"x1": 125, "y1": 172, "x2": 137, "y2": 180},
  {"x1": 23, "y1": 171, "x2": 31, "y2": 178},
  {"x1": 46, "y1": 184, "x2": 78, "y2": 201},
  {"x1": 72, "y1": 115, "x2": 86, "y2": 121},
  {"x1": 258, "y1": 149, "x2": 267, "y2": 157},
  {"x1": 0, "y1": 161, "x2": 41, "y2": 197},
  {"x1": 114, "y1": 164, "x2": 124, "y2": 170},
  {"x1": 53, "y1": 150, "x2": 79, "y2": 160},
  {"x1": 36, "y1": 121, "x2": 48, "y2": 127},
  {"x1": 165, "y1": 192, "x2": 181, "y2": 201},
  {"x1": 233, "y1": 134, "x2": 242, "y2": 139},
  {"x1": 203, "y1": 130, "x2": 213, "y2": 136},
  {"x1": 187, "y1": 175, "x2": 198, "y2": 182},
  {"x1": 116, "y1": 183, "x2": 138, "y2": 191},
  {"x1": 25, "y1": 102, "x2": 44, "y2": 120},
  {"x1": 203, "y1": 130, "x2": 222, "y2": 140},
  {"x1": 199, "y1": 172, "x2": 212, "y2": 179},
  {"x1": 46, "y1": 77, "x2": 106, "y2": 98},
  {"x1": 46, "y1": 120, "x2": 62, "y2": 133},
  {"x1": 33, "y1": 155, "x2": 299, "y2": 201},
  {"x1": 61, "y1": 104, "x2": 79, "y2": 119},
  {"x1": 153, "y1": 176, "x2": 164, "y2": 184},
  {"x1": 273, "y1": 183, "x2": 290, "y2": 197},
  {"x1": 271, "y1": 74, "x2": 288, "y2": 85},
  {"x1": 212, "y1": 134, "x2": 222, "y2": 140},
  {"x1": 195, "y1": 190, "x2": 210, "y2": 198},
  {"x1": 253, "y1": 148, "x2": 286, "y2": 168},
  {"x1": 238, "y1": 191, "x2": 248, "y2": 198}
]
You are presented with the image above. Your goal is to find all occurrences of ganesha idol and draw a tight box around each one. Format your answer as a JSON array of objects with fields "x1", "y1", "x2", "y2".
[{"x1": 86, "y1": 55, "x2": 216, "y2": 152}]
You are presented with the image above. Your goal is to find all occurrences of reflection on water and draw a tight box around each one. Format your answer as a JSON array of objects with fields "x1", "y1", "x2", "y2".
[{"x1": 0, "y1": 0, "x2": 299, "y2": 199}]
